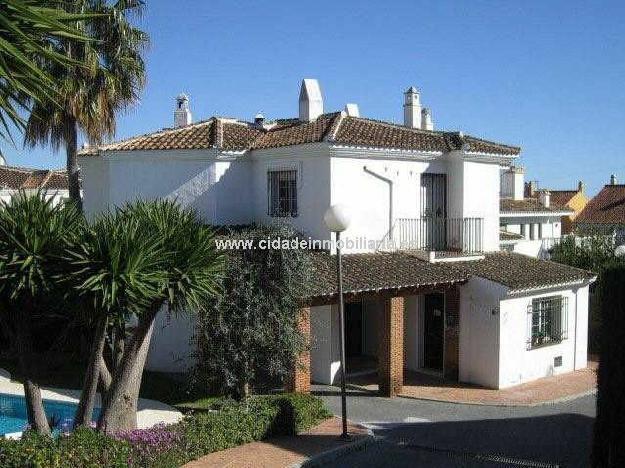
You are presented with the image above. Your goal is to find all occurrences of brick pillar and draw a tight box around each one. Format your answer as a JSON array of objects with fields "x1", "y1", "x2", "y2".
[
  {"x1": 378, "y1": 296, "x2": 404, "y2": 397},
  {"x1": 286, "y1": 307, "x2": 311, "y2": 393},
  {"x1": 444, "y1": 286, "x2": 460, "y2": 381}
]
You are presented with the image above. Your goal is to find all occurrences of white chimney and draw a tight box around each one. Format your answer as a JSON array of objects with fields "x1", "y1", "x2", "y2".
[
  {"x1": 540, "y1": 190, "x2": 551, "y2": 208},
  {"x1": 174, "y1": 94, "x2": 192, "y2": 127},
  {"x1": 344, "y1": 103, "x2": 360, "y2": 117},
  {"x1": 501, "y1": 166, "x2": 525, "y2": 200},
  {"x1": 578, "y1": 180, "x2": 585, "y2": 193},
  {"x1": 403, "y1": 86, "x2": 422, "y2": 128},
  {"x1": 421, "y1": 107, "x2": 433, "y2": 131},
  {"x1": 610, "y1": 174, "x2": 617, "y2": 185},
  {"x1": 299, "y1": 79, "x2": 323, "y2": 121}
]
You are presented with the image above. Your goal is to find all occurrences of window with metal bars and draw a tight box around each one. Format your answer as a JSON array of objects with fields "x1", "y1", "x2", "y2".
[
  {"x1": 527, "y1": 296, "x2": 568, "y2": 350},
  {"x1": 267, "y1": 170, "x2": 298, "y2": 217}
]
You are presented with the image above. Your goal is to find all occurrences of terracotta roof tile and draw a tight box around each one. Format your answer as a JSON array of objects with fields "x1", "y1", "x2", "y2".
[
  {"x1": 303, "y1": 251, "x2": 594, "y2": 300},
  {"x1": 500, "y1": 198, "x2": 571, "y2": 213},
  {"x1": 548, "y1": 190, "x2": 578, "y2": 206},
  {"x1": 80, "y1": 113, "x2": 521, "y2": 157},
  {"x1": 576, "y1": 185, "x2": 625, "y2": 225},
  {"x1": 0, "y1": 166, "x2": 68, "y2": 191}
]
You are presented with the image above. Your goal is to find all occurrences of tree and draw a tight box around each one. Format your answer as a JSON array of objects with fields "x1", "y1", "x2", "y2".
[
  {"x1": 24, "y1": 0, "x2": 148, "y2": 208},
  {"x1": 69, "y1": 199, "x2": 223, "y2": 433},
  {"x1": 0, "y1": 193, "x2": 84, "y2": 434},
  {"x1": 0, "y1": 0, "x2": 90, "y2": 140},
  {"x1": 195, "y1": 225, "x2": 311, "y2": 400},
  {"x1": 592, "y1": 264, "x2": 625, "y2": 467}
]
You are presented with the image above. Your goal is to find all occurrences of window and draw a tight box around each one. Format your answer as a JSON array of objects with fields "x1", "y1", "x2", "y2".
[
  {"x1": 527, "y1": 296, "x2": 568, "y2": 349},
  {"x1": 267, "y1": 170, "x2": 297, "y2": 217}
]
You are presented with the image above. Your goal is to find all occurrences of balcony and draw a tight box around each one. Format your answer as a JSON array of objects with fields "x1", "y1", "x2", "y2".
[{"x1": 378, "y1": 217, "x2": 484, "y2": 261}]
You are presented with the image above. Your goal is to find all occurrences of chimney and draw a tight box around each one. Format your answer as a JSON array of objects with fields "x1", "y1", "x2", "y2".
[
  {"x1": 403, "y1": 86, "x2": 421, "y2": 128},
  {"x1": 540, "y1": 190, "x2": 551, "y2": 208},
  {"x1": 501, "y1": 166, "x2": 525, "y2": 200},
  {"x1": 254, "y1": 112, "x2": 265, "y2": 126},
  {"x1": 421, "y1": 108, "x2": 433, "y2": 131},
  {"x1": 174, "y1": 94, "x2": 192, "y2": 128},
  {"x1": 299, "y1": 79, "x2": 323, "y2": 121},
  {"x1": 525, "y1": 181, "x2": 537, "y2": 198},
  {"x1": 610, "y1": 174, "x2": 617, "y2": 185},
  {"x1": 578, "y1": 180, "x2": 585, "y2": 193},
  {"x1": 344, "y1": 103, "x2": 360, "y2": 117}
]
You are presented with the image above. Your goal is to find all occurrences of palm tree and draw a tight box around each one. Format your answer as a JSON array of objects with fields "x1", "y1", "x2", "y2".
[
  {"x1": 70, "y1": 200, "x2": 223, "y2": 433},
  {"x1": 0, "y1": 192, "x2": 84, "y2": 434},
  {"x1": 24, "y1": 0, "x2": 148, "y2": 208},
  {"x1": 0, "y1": 0, "x2": 90, "y2": 140}
]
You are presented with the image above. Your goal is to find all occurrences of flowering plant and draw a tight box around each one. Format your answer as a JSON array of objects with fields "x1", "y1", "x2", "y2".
[{"x1": 114, "y1": 423, "x2": 181, "y2": 466}]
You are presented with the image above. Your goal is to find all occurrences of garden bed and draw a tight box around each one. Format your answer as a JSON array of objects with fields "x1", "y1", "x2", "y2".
[{"x1": 0, "y1": 393, "x2": 331, "y2": 467}]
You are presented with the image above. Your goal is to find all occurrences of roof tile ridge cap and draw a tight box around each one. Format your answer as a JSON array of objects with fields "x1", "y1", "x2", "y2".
[
  {"x1": 461, "y1": 133, "x2": 521, "y2": 151},
  {"x1": 354, "y1": 116, "x2": 439, "y2": 134},
  {"x1": 40, "y1": 170, "x2": 54, "y2": 188},
  {"x1": 324, "y1": 112, "x2": 346, "y2": 142},
  {"x1": 0, "y1": 165, "x2": 38, "y2": 173},
  {"x1": 102, "y1": 119, "x2": 216, "y2": 149},
  {"x1": 213, "y1": 117, "x2": 224, "y2": 149}
]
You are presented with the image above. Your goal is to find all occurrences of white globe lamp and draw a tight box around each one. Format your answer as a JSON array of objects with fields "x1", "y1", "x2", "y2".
[
  {"x1": 324, "y1": 204, "x2": 351, "y2": 233},
  {"x1": 615, "y1": 244, "x2": 625, "y2": 257}
]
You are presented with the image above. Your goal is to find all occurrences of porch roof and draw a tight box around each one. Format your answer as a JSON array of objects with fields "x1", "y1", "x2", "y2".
[{"x1": 303, "y1": 251, "x2": 595, "y2": 302}]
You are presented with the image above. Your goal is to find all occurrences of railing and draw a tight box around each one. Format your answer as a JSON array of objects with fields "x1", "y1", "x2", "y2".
[{"x1": 379, "y1": 217, "x2": 484, "y2": 253}]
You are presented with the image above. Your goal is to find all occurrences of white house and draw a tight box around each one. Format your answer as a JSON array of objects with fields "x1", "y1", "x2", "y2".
[
  {"x1": 499, "y1": 166, "x2": 573, "y2": 258},
  {"x1": 0, "y1": 162, "x2": 69, "y2": 205},
  {"x1": 78, "y1": 79, "x2": 595, "y2": 394}
]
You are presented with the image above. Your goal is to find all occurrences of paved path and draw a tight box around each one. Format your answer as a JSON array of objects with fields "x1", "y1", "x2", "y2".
[{"x1": 315, "y1": 386, "x2": 596, "y2": 467}]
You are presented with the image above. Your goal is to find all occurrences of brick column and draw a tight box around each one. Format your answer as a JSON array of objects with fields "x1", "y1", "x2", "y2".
[
  {"x1": 444, "y1": 286, "x2": 460, "y2": 381},
  {"x1": 378, "y1": 296, "x2": 404, "y2": 397},
  {"x1": 286, "y1": 307, "x2": 311, "y2": 393}
]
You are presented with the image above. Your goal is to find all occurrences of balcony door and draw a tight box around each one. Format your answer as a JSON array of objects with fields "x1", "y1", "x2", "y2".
[{"x1": 420, "y1": 173, "x2": 447, "y2": 250}]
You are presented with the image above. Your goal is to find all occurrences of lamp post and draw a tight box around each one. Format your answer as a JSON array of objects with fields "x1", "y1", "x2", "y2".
[{"x1": 323, "y1": 204, "x2": 351, "y2": 439}]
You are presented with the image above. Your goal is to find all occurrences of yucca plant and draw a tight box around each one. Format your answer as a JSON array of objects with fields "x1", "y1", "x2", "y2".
[
  {"x1": 0, "y1": 192, "x2": 84, "y2": 434},
  {"x1": 70, "y1": 199, "x2": 223, "y2": 433},
  {"x1": 69, "y1": 210, "x2": 165, "y2": 428}
]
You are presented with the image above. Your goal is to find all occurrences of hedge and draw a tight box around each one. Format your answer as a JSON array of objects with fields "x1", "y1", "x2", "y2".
[{"x1": 0, "y1": 393, "x2": 331, "y2": 468}]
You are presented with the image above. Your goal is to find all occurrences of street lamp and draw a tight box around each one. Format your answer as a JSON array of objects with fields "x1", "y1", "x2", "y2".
[
  {"x1": 615, "y1": 244, "x2": 625, "y2": 257},
  {"x1": 323, "y1": 204, "x2": 351, "y2": 439}
]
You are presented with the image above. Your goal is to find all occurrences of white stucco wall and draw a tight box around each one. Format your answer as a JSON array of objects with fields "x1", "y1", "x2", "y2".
[
  {"x1": 459, "y1": 277, "x2": 506, "y2": 388},
  {"x1": 497, "y1": 286, "x2": 589, "y2": 388},
  {"x1": 146, "y1": 308, "x2": 195, "y2": 373},
  {"x1": 310, "y1": 304, "x2": 341, "y2": 385}
]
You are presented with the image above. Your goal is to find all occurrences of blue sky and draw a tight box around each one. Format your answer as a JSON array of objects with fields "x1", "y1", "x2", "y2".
[{"x1": 4, "y1": 0, "x2": 625, "y2": 196}]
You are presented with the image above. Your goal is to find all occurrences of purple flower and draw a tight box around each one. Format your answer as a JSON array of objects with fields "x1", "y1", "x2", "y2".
[{"x1": 114, "y1": 423, "x2": 181, "y2": 465}]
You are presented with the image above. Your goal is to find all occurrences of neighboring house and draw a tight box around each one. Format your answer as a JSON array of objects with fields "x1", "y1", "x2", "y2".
[
  {"x1": 0, "y1": 163, "x2": 69, "y2": 205},
  {"x1": 527, "y1": 181, "x2": 588, "y2": 235},
  {"x1": 78, "y1": 79, "x2": 595, "y2": 394},
  {"x1": 499, "y1": 166, "x2": 573, "y2": 258},
  {"x1": 575, "y1": 174, "x2": 625, "y2": 239}
]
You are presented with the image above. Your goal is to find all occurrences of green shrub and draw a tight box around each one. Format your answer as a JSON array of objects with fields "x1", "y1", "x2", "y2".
[
  {"x1": 0, "y1": 428, "x2": 130, "y2": 468},
  {"x1": 0, "y1": 393, "x2": 330, "y2": 467}
]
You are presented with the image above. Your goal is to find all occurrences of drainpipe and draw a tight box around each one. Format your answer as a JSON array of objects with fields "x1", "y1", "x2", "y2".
[
  {"x1": 363, "y1": 166, "x2": 393, "y2": 235},
  {"x1": 573, "y1": 288, "x2": 578, "y2": 370}
]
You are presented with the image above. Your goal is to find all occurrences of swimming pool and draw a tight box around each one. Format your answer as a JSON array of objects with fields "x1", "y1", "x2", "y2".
[{"x1": 0, "y1": 393, "x2": 99, "y2": 436}]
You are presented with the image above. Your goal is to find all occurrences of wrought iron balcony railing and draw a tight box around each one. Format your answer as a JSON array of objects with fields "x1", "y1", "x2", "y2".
[{"x1": 379, "y1": 217, "x2": 484, "y2": 253}]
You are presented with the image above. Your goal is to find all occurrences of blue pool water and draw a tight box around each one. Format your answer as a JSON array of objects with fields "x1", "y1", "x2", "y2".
[{"x1": 0, "y1": 393, "x2": 99, "y2": 435}]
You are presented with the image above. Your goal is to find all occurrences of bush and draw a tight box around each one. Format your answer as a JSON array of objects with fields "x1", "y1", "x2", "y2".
[
  {"x1": 0, "y1": 428, "x2": 130, "y2": 468},
  {"x1": 0, "y1": 393, "x2": 330, "y2": 467}
]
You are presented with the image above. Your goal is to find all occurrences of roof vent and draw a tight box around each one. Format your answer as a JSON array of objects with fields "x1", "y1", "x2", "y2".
[
  {"x1": 610, "y1": 174, "x2": 617, "y2": 185},
  {"x1": 344, "y1": 103, "x2": 360, "y2": 117},
  {"x1": 540, "y1": 190, "x2": 551, "y2": 208},
  {"x1": 174, "y1": 93, "x2": 192, "y2": 128},
  {"x1": 578, "y1": 180, "x2": 585, "y2": 193},
  {"x1": 299, "y1": 79, "x2": 323, "y2": 121},
  {"x1": 254, "y1": 112, "x2": 265, "y2": 126}
]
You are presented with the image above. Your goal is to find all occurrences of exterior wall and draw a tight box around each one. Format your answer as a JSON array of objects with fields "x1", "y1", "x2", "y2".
[
  {"x1": 309, "y1": 304, "x2": 341, "y2": 385},
  {"x1": 462, "y1": 160, "x2": 501, "y2": 252},
  {"x1": 562, "y1": 191, "x2": 588, "y2": 234},
  {"x1": 79, "y1": 150, "x2": 253, "y2": 224},
  {"x1": 363, "y1": 299, "x2": 382, "y2": 356},
  {"x1": 251, "y1": 144, "x2": 331, "y2": 242},
  {"x1": 403, "y1": 295, "x2": 423, "y2": 371},
  {"x1": 146, "y1": 307, "x2": 195, "y2": 373},
  {"x1": 459, "y1": 277, "x2": 506, "y2": 388},
  {"x1": 498, "y1": 286, "x2": 588, "y2": 388},
  {"x1": 501, "y1": 214, "x2": 563, "y2": 258},
  {"x1": 0, "y1": 189, "x2": 70, "y2": 207},
  {"x1": 329, "y1": 152, "x2": 445, "y2": 252},
  {"x1": 286, "y1": 307, "x2": 311, "y2": 393}
]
